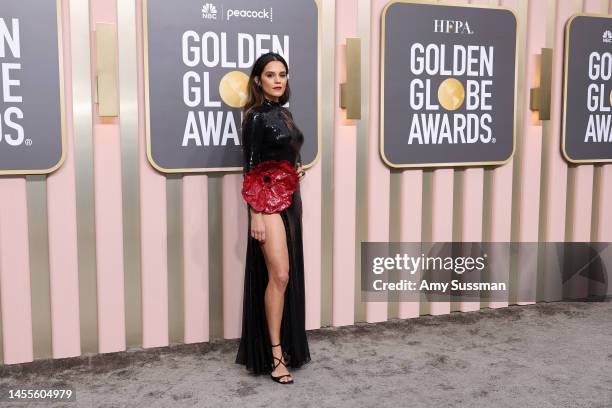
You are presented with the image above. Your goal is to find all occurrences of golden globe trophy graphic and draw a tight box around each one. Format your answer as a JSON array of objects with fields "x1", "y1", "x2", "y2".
[
  {"x1": 219, "y1": 71, "x2": 250, "y2": 108},
  {"x1": 438, "y1": 78, "x2": 465, "y2": 111}
]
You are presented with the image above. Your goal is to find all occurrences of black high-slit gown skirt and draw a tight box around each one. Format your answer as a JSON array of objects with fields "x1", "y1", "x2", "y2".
[{"x1": 235, "y1": 184, "x2": 311, "y2": 374}]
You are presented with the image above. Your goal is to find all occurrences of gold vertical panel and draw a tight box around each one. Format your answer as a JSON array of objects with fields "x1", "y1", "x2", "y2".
[
  {"x1": 26, "y1": 175, "x2": 52, "y2": 359},
  {"x1": 118, "y1": 0, "x2": 143, "y2": 349},
  {"x1": 208, "y1": 175, "x2": 224, "y2": 340},
  {"x1": 340, "y1": 38, "x2": 362, "y2": 119},
  {"x1": 421, "y1": 169, "x2": 433, "y2": 241},
  {"x1": 510, "y1": 0, "x2": 530, "y2": 243},
  {"x1": 387, "y1": 169, "x2": 402, "y2": 318},
  {"x1": 529, "y1": 48, "x2": 552, "y2": 120},
  {"x1": 564, "y1": 165, "x2": 577, "y2": 240},
  {"x1": 355, "y1": 0, "x2": 371, "y2": 324},
  {"x1": 509, "y1": 0, "x2": 529, "y2": 242},
  {"x1": 70, "y1": 0, "x2": 98, "y2": 353},
  {"x1": 591, "y1": 164, "x2": 604, "y2": 240},
  {"x1": 482, "y1": 168, "x2": 493, "y2": 241},
  {"x1": 452, "y1": 170, "x2": 464, "y2": 243},
  {"x1": 320, "y1": 0, "x2": 335, "y2": 328},
  {"x1": 95, "y1": 23, "x2": 119, "y2": 117},
  {"x1": 537, "y1": 0, "x2": 556, "y2": 240},
  {"x1": 167, "y1": 176, "x2": 184, "y2": 344},
  {"x1": 540, "y1": 47, "x2": 553, "y2": 121}
]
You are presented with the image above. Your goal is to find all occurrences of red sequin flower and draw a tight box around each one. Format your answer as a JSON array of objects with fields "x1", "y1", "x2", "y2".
[{"x1": 242, "y1": 160, "x2": 299, "y2": 214}]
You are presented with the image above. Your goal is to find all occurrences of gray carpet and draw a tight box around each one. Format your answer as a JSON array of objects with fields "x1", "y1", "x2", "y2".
[{"x1": 1, "y1": 301, "x2": 611, "y2": 407}]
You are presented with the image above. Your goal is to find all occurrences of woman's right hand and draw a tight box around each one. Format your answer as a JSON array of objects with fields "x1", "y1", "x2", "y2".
[{"x1": 250, "y1": 212, "x2": 266, "y2": 243}]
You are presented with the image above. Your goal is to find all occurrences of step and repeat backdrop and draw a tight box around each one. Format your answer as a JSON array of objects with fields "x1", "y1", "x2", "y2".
[
  {"x1": 0, "y1": 0, "x2": 610, "y2": 366},
  {"x1": 3, "y1": 0, "x2": 610, "y2": 177}
]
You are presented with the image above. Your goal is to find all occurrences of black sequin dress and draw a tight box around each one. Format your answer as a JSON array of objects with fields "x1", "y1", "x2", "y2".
[{"x1": 235, "y1": 98, "x2": 311, "y2": 374}]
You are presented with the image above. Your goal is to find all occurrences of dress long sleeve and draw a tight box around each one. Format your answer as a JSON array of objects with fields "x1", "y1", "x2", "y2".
[
  {"x1": 242, "y1": 110, "x2": 263, "y2": 175},
  {"x1": 241, "y1": 110, "x2": 263, "y2": 212}
]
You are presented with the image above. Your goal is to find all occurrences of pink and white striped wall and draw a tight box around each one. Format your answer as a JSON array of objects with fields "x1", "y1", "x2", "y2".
[{"x1": 0, "y1": 0, "x2": 610, "y2": 365}]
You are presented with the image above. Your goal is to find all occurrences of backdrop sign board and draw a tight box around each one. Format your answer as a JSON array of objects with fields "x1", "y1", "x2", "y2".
[
  {"x1": 563, "y1": 14, "x2": 612, "y2": 163},
  {"x1": 381, "y1": 1, "x2": 517, "y2": 168},
  {"x1": 144, "y1": 0, "x2": 319, "y2": 173},
  {"x1": 0, "y1": 0, "x2": 65, "y2": 175}
]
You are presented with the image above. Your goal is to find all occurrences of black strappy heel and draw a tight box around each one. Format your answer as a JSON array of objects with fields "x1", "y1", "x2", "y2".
[{"x1": 270, "y1": 343, "x2": 294, "y2": 384}]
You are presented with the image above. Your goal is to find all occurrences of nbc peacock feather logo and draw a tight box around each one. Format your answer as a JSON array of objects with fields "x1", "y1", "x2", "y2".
[
  {"x1": 603, "y1": 30, "x2": 612, "y2": 44},
  {"x1": 202, "y1": 3, "x2": 217, "y2": 19}
]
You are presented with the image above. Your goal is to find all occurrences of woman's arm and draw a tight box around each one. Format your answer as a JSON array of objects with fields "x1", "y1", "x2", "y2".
[
  {"x1": 242, "y1": 110, "x2": 263, "y2": 174},
  {"x1": 242, "y1": 110, "x2": 264, "y2": 215}
]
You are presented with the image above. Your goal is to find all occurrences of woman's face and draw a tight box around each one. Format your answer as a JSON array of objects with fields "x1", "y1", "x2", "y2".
[{"x1": 256, "y1": 60, "x2": 287, "y2": 101}]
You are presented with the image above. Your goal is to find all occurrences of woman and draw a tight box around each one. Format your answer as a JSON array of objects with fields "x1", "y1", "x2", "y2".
[{"x1": 235, "y1": 52, "x2": 311, "y2": 384}]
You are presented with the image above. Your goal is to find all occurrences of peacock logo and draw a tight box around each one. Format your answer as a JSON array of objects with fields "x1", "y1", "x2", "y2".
[
  {"x1": 201, "y1": 3, "x2": 217, "y2": 20},
  {"x1": 603, "y1": 30, "x2": 612, "y2": 43}
]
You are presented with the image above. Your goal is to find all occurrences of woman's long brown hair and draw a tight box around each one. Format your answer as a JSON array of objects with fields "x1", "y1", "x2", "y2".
[{"x1": 243, "y1": 52, "x2": 298, "y2": 131}]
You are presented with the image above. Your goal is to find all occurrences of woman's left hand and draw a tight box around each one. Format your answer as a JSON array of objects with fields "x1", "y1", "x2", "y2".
[{"x1": 296, "y1": 163, "x2": 305, "y2": 182}]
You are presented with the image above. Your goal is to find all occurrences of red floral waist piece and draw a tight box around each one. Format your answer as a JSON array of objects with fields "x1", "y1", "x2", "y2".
[{"x1": 241, "y1": 159, "x2": 299, "y2": 214}]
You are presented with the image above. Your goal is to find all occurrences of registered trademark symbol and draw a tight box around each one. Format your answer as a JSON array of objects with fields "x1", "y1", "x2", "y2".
[
  {"x1": 491, "y1": 138, "x2": 496, "y2": 143},
  {"x1": 25, "y1": 139, "x2": 32, "y2": 146}
]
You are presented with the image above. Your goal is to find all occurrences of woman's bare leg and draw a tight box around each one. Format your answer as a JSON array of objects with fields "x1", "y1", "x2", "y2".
[{"x1": 260, "y1": 213, "x2": 292, "y2": 383}]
